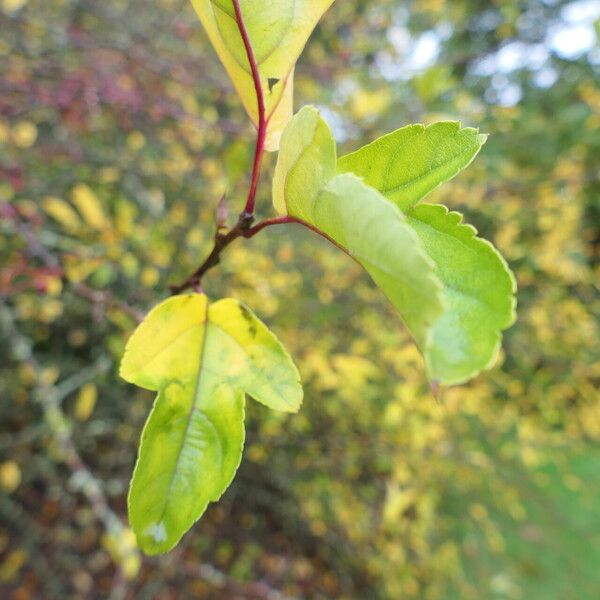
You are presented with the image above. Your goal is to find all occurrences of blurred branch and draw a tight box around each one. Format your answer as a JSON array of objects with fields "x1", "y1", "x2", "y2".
[
  {"x1": 169, "y1": 548, "x2": 299, "y2": 600},
  {"x1": 0, "y1": 492, "x2": 67, "y2": 597},
  {"x1": 2, "y1": 202, "x2": 144, "y2": 322},
  {"x1": 170, "y1": 212, "x2": 355, "y2": 294},
  {"x1": 0, "y1": 305, "x2": 136, "y2": 593}
]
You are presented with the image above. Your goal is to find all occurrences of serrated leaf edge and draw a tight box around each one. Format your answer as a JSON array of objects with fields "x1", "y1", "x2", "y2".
[{"x1": 409, "y1": 203, "x2": 517, "y2": 385}]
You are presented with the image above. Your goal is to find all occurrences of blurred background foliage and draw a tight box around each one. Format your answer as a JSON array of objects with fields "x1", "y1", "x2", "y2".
[{"x1": 1, "y1": 0, "x2": 599, "y2": 598}]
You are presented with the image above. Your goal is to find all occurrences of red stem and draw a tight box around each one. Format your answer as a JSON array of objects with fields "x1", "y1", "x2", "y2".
[
  {"x1": 171, "y1": 4, "x2": 352, "y2": 293},
  {"x1": 244, "y1": 216, "x2": 351, "y2": 258},
  {"x1": 232, "y1": 0, "x2": 267, "y2": 216},
  {"x1": 243, "y1": 216, "x2": 295, "y2": 237}
]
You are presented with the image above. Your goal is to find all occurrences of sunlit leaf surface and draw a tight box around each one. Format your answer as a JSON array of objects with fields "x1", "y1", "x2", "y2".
[
  {"x1": 190, "y1": 0, "x2": 335, "y2": 150},
  {"x1": 338, "y1": 121, "x2": 487, "y2": 211}
]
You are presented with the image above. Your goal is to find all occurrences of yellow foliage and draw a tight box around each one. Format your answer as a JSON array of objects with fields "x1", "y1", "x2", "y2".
[
  {"x1": 101, "y1": 528, "x2": 141, "y2": 579},
  {"x1": 75, "y1": 383, "x2": 98, "y2": 421},
  {"x1": 140, "y1": 266, "x2": 160, "y2": 288},
  {"x1": 0, "y1": 550, "x2": 27, "y2": 583},
  {"x1": 44, "y1": 275, "x2": 63, "y2": 296},
  {"x1": 71, "y1": 183, "x2": 111, "y2": 230},
  {"x1": 11, "y1": 120, "x2": 37, "y2": 148},
  {"x1": 39, "y1": 366, "x2": 60, "y2": 387},
  {"x1": 0, "y1": 461, "x2": 21, "y2": 493},
  {"x1": 350, "y1": 88, "x2": 392, "y2": 121},
  {"x1": 0, "y1": 119, "x2": 10, "y2": 143},
  {"x1": 63, "y1": 255, "x2": 104, "y2": 283},
  {"x1": 42, "y1": 196, "x2": 81, "y2": 232},
  {"x1": 127, "y1": 131, "x2": 146, "y2": 151}
]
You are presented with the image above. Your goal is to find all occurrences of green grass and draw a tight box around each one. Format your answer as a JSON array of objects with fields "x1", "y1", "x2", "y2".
[{"x1": 452, "y1": 445, "x2": 600, "y2": 599}]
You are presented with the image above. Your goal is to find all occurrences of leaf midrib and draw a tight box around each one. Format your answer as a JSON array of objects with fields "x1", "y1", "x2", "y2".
[
  {"x1": 153, "y1": 313, "x2": 297, "y2": 522},
  {"x1": 155, "y1": 303, "x2": 212, "y2": 526},
  {"x1": 210, "y1": 0, "x2": 296, "y2": 83}
]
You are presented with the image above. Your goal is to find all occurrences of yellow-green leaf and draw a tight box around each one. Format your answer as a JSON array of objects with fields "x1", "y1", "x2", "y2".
[
  {"x1": 120, "y1": 294, "x2": 301, "y2": 554},
  {"x1": 272, "y1": 103, "x2": 336, "y2": 215},
  {"x1": 74, "y1": 382, "x2": 97, "y2": 421},
  {"x1": 71, "y1": 183, "x2": 111, "y2": 230},
  {"x1": 189, "y1": 0, "x2": 335, "y2": 150},
  {"x1": 42, "y1": 196, "x2": 82, "y2": 232}
]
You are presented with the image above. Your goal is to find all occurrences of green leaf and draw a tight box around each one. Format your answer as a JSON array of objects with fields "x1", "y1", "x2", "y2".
[
  {"x1": 405, "y1": 204, "x2": 517, "y2": 384},
  {"x1": 272, "y1": 102, "x2": 337, "y2": 216},
  {"x1": 273, "y1": 106, "x2": 516, "y2": 385},
  {"x1": 272, "y1": 106, "x2": 445, "y2": 356},
  {"x1": 190, "y1": 0, "x2": 335, "y2": 150},
  {"x1": 311, "y1": 174, "x2": 445, "y2": 346},
  {"x1": 120, "y1": 294, "x2": 301, "y2": 555},
  {"x1": 337, "y1": 121, "x2": 487, "y2": 211}
]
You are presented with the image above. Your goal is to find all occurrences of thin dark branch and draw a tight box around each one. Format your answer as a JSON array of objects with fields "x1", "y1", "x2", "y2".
[{"x1": 169, "y1": 212, "x2": 254, "y2": 294}]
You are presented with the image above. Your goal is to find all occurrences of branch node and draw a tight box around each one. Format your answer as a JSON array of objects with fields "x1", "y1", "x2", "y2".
[{"x1": 238, "y1": 211, "x2": 255, "y2": 230}]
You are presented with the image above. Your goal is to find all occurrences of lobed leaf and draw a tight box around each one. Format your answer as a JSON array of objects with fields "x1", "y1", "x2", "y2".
[
  {"x1": 120, "y1": 294, "x2": 301, "y2": 554},
  {"x1": 190, "y1": 0, "x2": 335, "y2": 150},
  {"x1": 337, "y1": 121, "x2": 487, "y2": 211}
]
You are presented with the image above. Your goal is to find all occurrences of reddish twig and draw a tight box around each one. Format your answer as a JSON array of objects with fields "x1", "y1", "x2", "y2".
[
  {"x1": 171, "y1": 1, "x2": 269, "y2": 294},
  {"x1": 169, "y1": 214, "x2": 355, "y2": 294},
  {"x1": 232, "y1": 0, "x2": 267, "y2": 217},
  {"x1": 242, "y1": 215, "x2": 295, "y2": 236},
  {"x1": 169, "y1": 212, "x2": 254, "y2": 294},
  {"x1": 170, "y1": 5, "x2": 352, "y2": 295},
  {"x1": 246, "y1": 216, "x2": 351, "y2": 257}
]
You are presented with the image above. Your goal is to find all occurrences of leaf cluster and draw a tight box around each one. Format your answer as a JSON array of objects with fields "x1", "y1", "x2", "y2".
[{"x1": 120, "y1": 1, "x2": 516, "y2": 554}]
